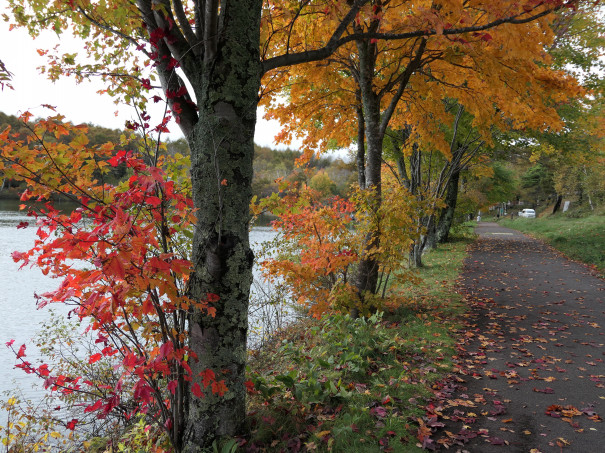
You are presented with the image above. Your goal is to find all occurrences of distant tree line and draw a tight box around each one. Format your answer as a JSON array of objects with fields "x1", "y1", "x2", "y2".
[{"x1": 1, "y1": 113, "x2": 356, "y2": 200}]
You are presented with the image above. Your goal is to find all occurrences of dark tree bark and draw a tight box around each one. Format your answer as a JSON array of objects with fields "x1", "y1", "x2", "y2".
[
  {"x1": 183, "y1": 1, "x2": 262, "y2": 449},
  {"x1": 353, "y1": 36, "x2": 382, "y2": 307},
  {"x1": 552, "y1": 194, "x2": 563, "y2": 214},
  {"x1": 356, "y1": 91, "x2": 367, "y2": 190},
  {"x1": 352, "y1": 36, "x2": 426, "y2": 305},
  {"x1": 435, "y1": 168, "x2": 461, "y2": 243}
]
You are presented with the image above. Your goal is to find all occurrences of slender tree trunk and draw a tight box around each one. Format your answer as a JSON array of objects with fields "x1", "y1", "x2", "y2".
[
  {"x1": 354, "y1": 39, "x2": 382, "y2": 309},
  {"x1": 409, "y1": 214, "x2": 433, "y2": 268},
  {"x1": 424, "y1": 214, "x2": 437, "y2": 252},
  {"x1": 409, "y1": 236, "x2": 424, "y2": 268},
  {"x1": 184, "y1": 3, "x2": 261, "y2": 450},
  {"x1": 436, "y1": 169, "x2": 461, "y2": 243},
  {"x1": 552, "y1": 194, "x2": 563, "y2": 214},
  {"x1": 356, "y1": 94, "x2": 366, "y2": 190},
  {"x1": 582, "y1": 166, "x2": 595, "y2": 211}
]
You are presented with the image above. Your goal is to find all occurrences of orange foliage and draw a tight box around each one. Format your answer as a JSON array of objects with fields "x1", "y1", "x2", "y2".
[
  {"x1": 259, "y1": 184, "x2": 358, "y2": 317},
  {"x1": 261, "y1": 0, "x2": 582, "y2": 157}
]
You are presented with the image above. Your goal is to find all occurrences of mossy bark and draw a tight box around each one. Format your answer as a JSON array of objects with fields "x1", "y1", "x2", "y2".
[{"x1": 183, "y1": 1, "x2": 261, "y2": 450}]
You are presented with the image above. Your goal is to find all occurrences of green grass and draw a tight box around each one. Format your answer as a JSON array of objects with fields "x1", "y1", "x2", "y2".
[
  {"x1": 500, "y1": 214, "x2": 605, "y2": 276},
  {"x1": 244, "y1": 233, "x2": 473, "y2": 452}
]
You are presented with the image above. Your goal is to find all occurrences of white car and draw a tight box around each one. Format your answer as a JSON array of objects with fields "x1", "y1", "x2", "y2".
[{"x1": 518, "y1": 208, "x2": 536, "y2": 218}]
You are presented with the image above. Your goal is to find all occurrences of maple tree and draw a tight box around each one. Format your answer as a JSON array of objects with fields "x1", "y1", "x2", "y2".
[
  {"x1": 262, "y1": 0, "x2": 584, "y2": 302},
  {"x1": 0, "y1": 110, "x2": 227, "y2": 451},
  {"x1": 517, "y1": 2, "x2": 605, "y2": 212},
  {"x1": 3, "y1": 0, "x2": 593, "y2": 449},
  {"x1": 385, "y1": 103, "x2": 488, "y2": 267},
  {"x1": 258, "y1": 184, "x2": 359, "y2": 317},
  {"x1": 256, "y1": 172, "x2": 433, "y2": 317},
  {"x1": 3, "y1": 1, "x2": 371, "y2": 447}
]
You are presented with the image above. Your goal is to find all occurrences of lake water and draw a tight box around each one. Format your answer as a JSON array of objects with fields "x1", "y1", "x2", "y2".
[{"x1": 0, "y1": 201, "x2": 280, "y2": 411}]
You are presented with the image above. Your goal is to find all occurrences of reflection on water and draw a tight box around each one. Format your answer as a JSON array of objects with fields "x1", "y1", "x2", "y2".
[{"x1": 0, "y1": 202, "x2": 280, "y2": 412}]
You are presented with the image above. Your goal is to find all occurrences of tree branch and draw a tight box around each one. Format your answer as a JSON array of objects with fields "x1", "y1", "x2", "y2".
[
  {"x1": 262, "y1": 3, "x2": 563, "y2": 74},
  {"x1": 173, "y1": 0, "x2": 201, "y2": 55},
  {"x1": 379, "y1": 38, "x2": 426, "y2": 137},
  {"x1": 204, "y1": 0, "x2": 219, "y2": 63},
  {"x1": 261, "y1": 0, "x2": 368, "y2": 74}
]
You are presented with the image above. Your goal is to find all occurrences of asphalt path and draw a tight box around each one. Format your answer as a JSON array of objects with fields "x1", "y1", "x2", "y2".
[{"x1": 429, "y1": 222, "x2": 605, "y2": 452}]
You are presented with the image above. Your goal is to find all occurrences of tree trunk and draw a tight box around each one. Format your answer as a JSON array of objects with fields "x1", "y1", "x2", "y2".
[
  {"x1": 409, "y1": 238, "x2": 424, "y2": 268},
  {"x1": 436, "y1": 168, "x2": 461, "y2": 243},
  {"x1": 552, "y1": 194, "x2": 563, "y2": 214},
  {"x1": 409, "y1": 214, "x2": 433, "y2": 268},
  {"x1": 353, "y1": 39, "x2": 382, "y2": 309},
  {"x1": 423, "y1": 215, "x2": 437, "y2": 252},
  {"x1": 355, "y1": 95, "x2": 366, "y2": 190},
  {"x1": 184, "y1": 3, "x2": 261, "y2": 450}
]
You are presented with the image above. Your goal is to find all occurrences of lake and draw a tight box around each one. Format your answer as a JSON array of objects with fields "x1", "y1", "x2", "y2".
[{"x1": 0, "y1": 201, "x2": 281, "y2": 410}]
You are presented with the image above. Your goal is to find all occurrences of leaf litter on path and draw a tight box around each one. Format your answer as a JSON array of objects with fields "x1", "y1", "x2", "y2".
[{"x1": 416, "y1": 226, "x2": 605, "y2": 451}]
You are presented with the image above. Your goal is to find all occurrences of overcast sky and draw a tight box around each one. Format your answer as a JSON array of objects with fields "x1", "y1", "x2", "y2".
[{"x1": 0, "y1": 20, "x2": 292, "y2": 149}]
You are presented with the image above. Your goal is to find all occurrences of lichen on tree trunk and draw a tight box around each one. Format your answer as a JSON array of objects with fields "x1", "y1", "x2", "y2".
[{"x1": 183, "y1": 2, "x2": 261, "y2": 449}]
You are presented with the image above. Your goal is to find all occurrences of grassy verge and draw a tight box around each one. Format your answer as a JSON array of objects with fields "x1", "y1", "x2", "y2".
[
  {"x1": 244, "y1": 234, "x2": 473, "y2": 452},
  {"x1": 500, "y1": 214, "x2": 605, "y2": 276}
]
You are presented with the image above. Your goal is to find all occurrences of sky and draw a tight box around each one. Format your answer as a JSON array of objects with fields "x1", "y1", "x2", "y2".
[{"x1": 0, "y1": 19, "x2": 295, "y2": 150}]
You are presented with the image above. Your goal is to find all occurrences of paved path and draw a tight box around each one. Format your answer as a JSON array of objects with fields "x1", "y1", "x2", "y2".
[{"x1": 430, "y1": 222, "x2": 605, "y2": 452}]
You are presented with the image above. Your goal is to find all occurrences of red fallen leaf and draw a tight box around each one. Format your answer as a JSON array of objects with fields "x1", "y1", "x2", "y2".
[
  {"x1": 456, "y1": 428, "x2": 477, "y2": 443},
  {"x1": 422, "y1": 436, "x2": 437, "y2": 451},
  {"x1": 546, "y1": 405, "x2": 563, "y2": 417},
  {"x1": 370, "y1": 406, "x2": 387, "y2": 418},
  {"x1": 425, "y1": 417, "x2": 445, "y2": 428},
  {"x1": 488, "y1": 437, "x2": 506, "y2": 445},
  {"x1": 533, "y1": 387, "x2": 555, "y2": 394},
  {"x1": 16, "y1": 221, "x2": 29, "y2": 229},
  {"x1": 491, "y1": 404, "x2": 507, "y2": 416},
  {"x1": 244, "y1": 380, "x2": 255, "y2": 392}
]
